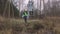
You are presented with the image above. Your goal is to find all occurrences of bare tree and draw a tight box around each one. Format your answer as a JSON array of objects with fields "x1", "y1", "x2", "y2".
[
  {"x1": 3, "y1": 0, "x2": 8, "y2": 17},
  {"x1": 8, "y1": 0, "x2": 11, "y2": 18},
  {"x1": 43, "y1": 0, "x2": 45, "y2": 16},
  {"x1": 40, "y1": 0, "x2": 41, "y2": 15},
  {"x1": 19, "y1": 0, "x2": 21, "y2": 17},
  {"x1": 11, "y1": 0, "x2": 14, "y2": 17}
]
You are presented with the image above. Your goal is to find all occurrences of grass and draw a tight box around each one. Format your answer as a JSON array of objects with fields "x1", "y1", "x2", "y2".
[{"x1": 0, "y1": 16, "x2": 60, "y2": 34}]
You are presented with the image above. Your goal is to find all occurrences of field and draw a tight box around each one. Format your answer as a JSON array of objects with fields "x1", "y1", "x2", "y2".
[{"x1": 0, "y1": 16, "x2": 60, "y2": 34}]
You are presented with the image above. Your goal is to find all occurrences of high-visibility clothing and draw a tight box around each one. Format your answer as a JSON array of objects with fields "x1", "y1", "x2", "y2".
[{"x1": 22, "y1": 12, "x2": 28, "y2": 17}]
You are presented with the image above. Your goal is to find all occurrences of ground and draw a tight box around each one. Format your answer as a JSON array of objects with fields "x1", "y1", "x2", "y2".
[{"x1": 0, "y1": 16, "x2": 60, "y2": 34}]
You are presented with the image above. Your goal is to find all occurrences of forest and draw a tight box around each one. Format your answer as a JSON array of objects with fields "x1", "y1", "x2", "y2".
[{"x1": 0, "y1": 0, "x2": 60, "y2": 34}]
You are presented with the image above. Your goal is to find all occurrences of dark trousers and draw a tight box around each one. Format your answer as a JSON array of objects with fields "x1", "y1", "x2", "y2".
[{"x1": 24, "y1": 16, "x2": 27, "y2": 23}]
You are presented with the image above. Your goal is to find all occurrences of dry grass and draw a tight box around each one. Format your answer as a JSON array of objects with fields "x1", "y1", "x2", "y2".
[{"x1": 0, "y1": 16, "x2": 60, "y2": 34}]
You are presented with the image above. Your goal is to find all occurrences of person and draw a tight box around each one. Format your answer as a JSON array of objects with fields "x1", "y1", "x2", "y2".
[{"x1": 22, "y1": 10, "x2": 28, "y2": 23}]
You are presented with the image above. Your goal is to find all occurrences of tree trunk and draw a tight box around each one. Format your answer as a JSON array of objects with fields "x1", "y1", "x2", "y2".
[
  {"x1": 19, "y1": 0, "x2": 20, "y2": 18},
  {"x1": 11, "y1": 0, "x2": 14, "y2": 18},
  {"x1": 3, "y1": 0, "x2": 8, "y2": 17},
  {"x1": 43, "y1": 0, "x2": 45, "y2": 16},
  {"x1": 40, "y1": 0, "x2": 41, "y2": 15},
  {"x1": 8, "y1": 1, "x2": 10, "y2": 18}
]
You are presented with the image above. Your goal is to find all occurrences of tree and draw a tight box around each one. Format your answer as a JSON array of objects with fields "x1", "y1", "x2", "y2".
[
  {"x1": 45, "y1": 0, "x2": 60, "y2": 16},
  {"x1": 3, "y1": 0, "x2": 8, "y2": 17},
  {"x1": 0, "y1": 0, "x2": 19, "y2": 18},
  {"x1": 11, "y1": 0, "x2": 14, "y2": 17}
]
